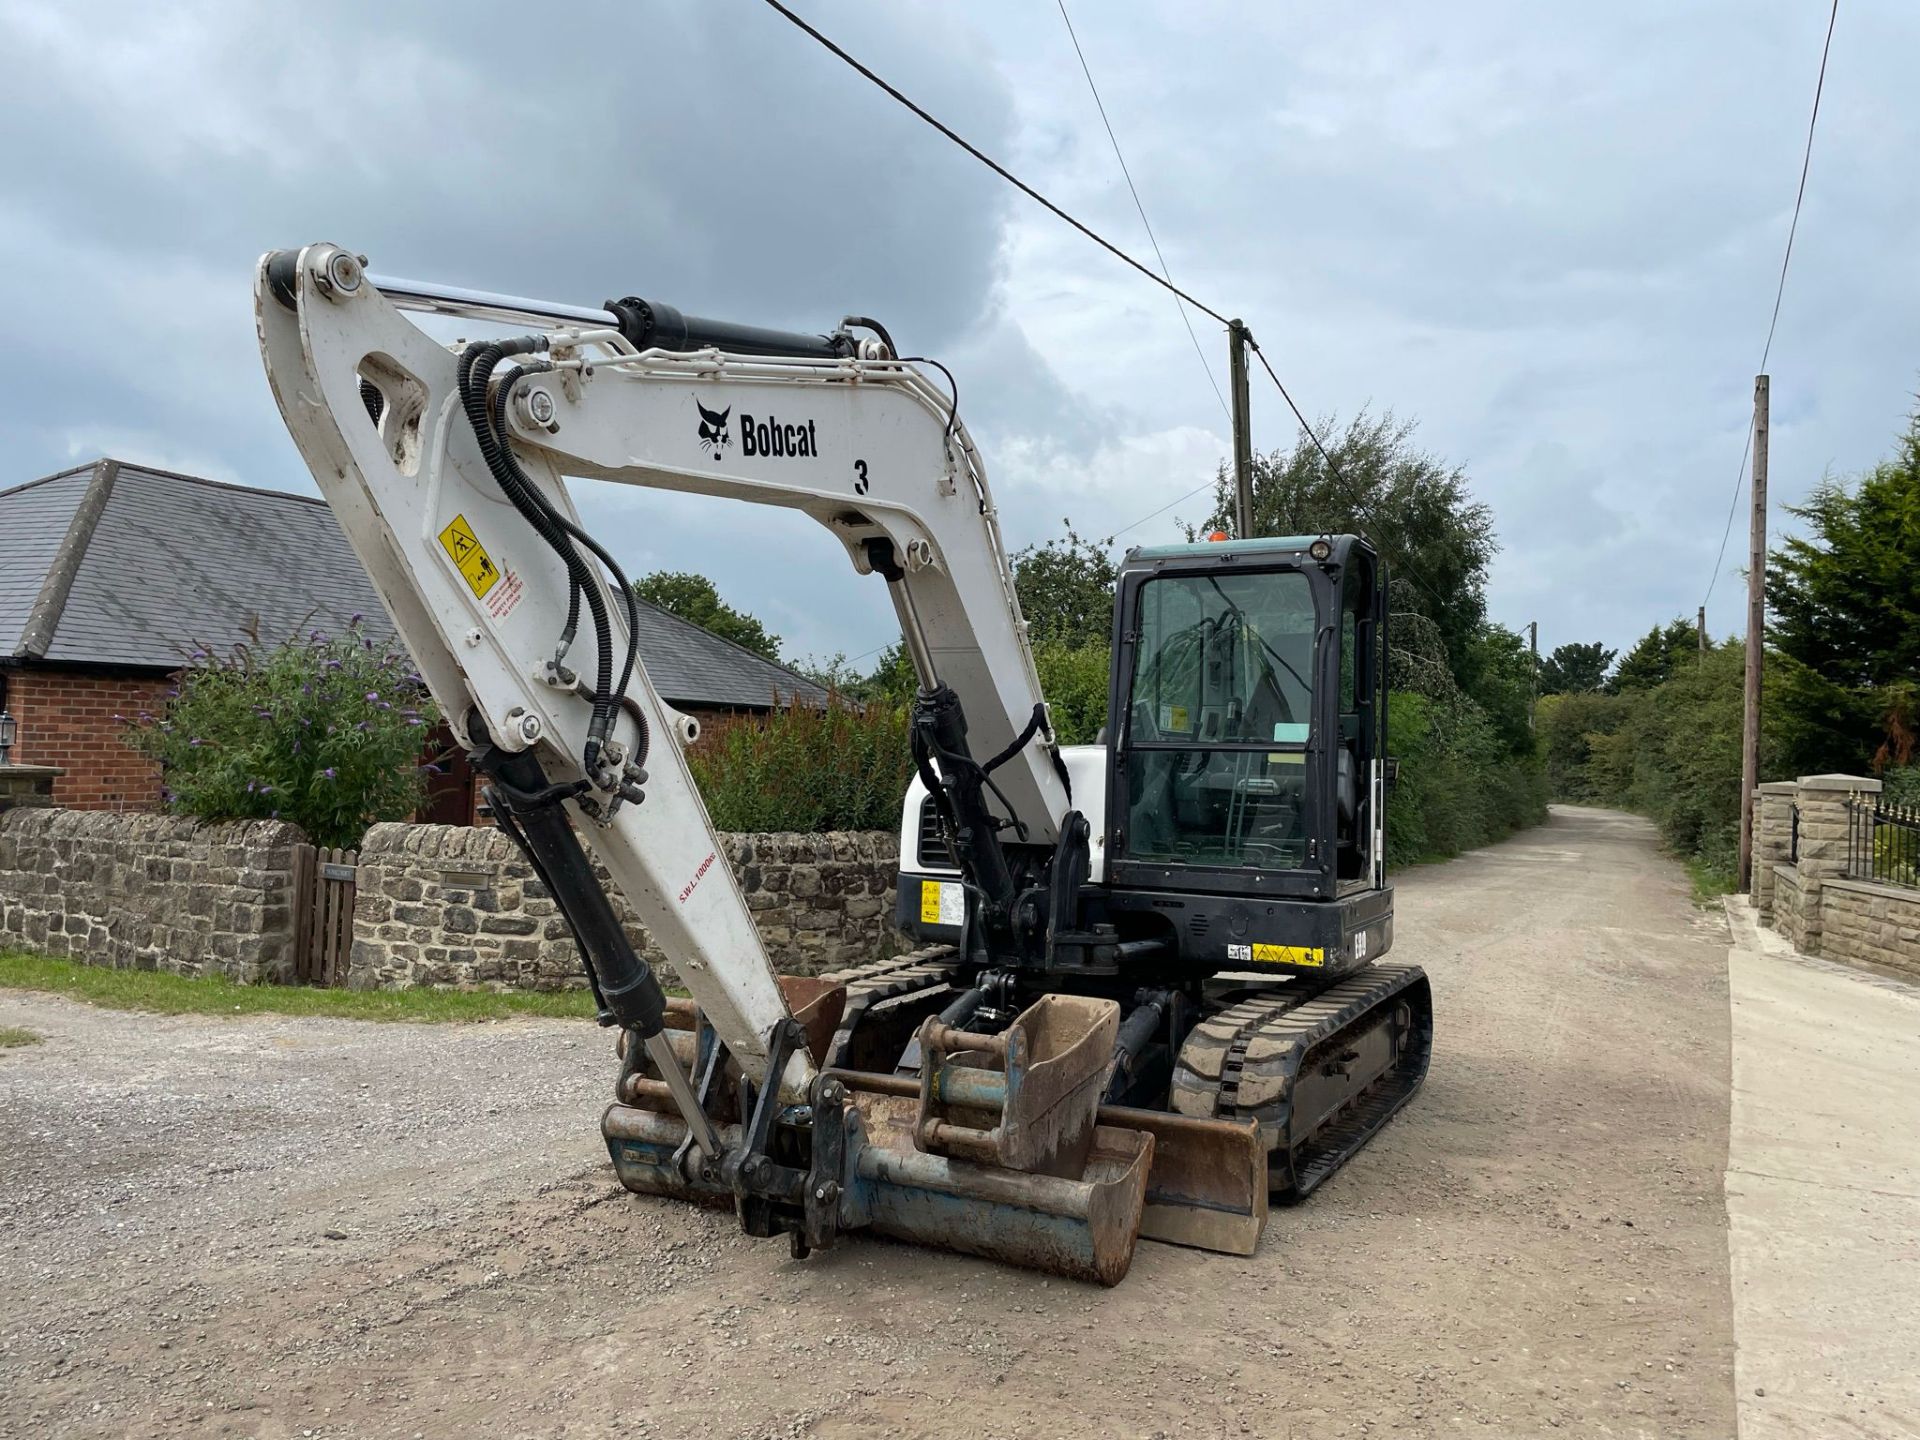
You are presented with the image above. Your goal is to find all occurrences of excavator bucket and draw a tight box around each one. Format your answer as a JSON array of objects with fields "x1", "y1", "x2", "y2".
[{"x1": 603, "y1": 980, "x2": 1268, "y2": 1283}]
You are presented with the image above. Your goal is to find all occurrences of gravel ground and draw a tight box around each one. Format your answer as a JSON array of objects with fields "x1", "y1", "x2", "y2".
[{"x1": 0, "y1": 806, "x2": 1737, "y2": 1438}]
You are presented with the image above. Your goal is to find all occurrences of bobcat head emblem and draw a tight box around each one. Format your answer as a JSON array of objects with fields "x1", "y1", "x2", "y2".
[{"x1": 695, "y1": 399, "x2": 731, "y2": 461}]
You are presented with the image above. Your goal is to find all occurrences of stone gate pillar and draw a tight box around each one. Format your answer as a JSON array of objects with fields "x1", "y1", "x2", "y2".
[{"x1": 1792, "y1": 773, "x2": 1881, "y2": 955}]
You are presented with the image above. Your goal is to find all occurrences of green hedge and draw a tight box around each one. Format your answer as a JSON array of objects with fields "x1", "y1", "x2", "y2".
[
  {"x1": 688, "y1": 698, "x2": 913, "y2": 833},
  {"x1": 1032, "y1": 640, "x2": 1111, "y2": 746},
  {"x1": 1385, "y1": 692, "x2": 1548, "y2": 866}
]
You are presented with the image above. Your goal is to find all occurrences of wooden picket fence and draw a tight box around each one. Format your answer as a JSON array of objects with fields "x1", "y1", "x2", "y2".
[{"x1": 291, "y1": 843, "x2": 358, "y2": 986}]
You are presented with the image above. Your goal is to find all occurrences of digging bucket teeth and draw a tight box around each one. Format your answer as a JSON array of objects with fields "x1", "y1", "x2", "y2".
[{"x1": 602, "y1": 982, "x2": 1269, "y2": 1283}]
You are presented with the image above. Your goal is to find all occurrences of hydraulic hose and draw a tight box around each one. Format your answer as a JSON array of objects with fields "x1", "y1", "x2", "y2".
[
  {"x1": 459, "y1": 343, "x2": 585, "y2": 668},
  {"x1": 487, "y1": 366, "x2": 647, "y2": 767},
  {"x1": 458, "y1": 340, "x2": 616, "y2": 767}
]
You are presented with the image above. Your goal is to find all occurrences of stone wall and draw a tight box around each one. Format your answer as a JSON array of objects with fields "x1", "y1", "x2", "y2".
[
  {"x1": 1819, "y1": 878, "x2": 1920, "y2": 980},
  {"x1": 1771, "y1": 862, "x2": 1806, "y2": 952},
  {"x1": 1752, "y1": 781, "x2": 1795, "y2": 923},
  {"x1": 348, "y1": 823, "x2": 905, "y2": 991},
  {"x1": 1752, "y1": 773, "x2": 1919, "y2": 976},
  {"x1": 0, "y1": 808, "x2": 304, "y2": 981}
]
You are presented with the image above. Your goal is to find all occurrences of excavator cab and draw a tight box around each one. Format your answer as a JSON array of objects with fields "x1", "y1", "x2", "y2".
[
  {"x1": 897, "y1": 532, "x2": 1393, "y2": 982},
  {"x1": 1097, "y1": 533, "x2": 1392, "y2": 979}
]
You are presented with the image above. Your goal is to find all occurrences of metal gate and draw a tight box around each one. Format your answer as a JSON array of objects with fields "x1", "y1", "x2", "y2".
[{"x1": 291, "y1": 844, "x2": 358, "y2": 985}]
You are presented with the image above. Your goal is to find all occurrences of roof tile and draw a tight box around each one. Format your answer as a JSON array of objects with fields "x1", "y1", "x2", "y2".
[{"x1": 0, "y1": 461, "x2": 830, "y2": 712}]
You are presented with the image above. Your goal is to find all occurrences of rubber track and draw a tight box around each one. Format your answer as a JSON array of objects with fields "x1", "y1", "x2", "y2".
[
  {"x1": 822, "y1": 946, "x2": 960, "y2": 994},
  {"x1": 1171, "y1": 963, "x2": 1431, "y2": 1201},
  {"x1": 821, "y1": 947, "x2": 961, "y2": 1070}
]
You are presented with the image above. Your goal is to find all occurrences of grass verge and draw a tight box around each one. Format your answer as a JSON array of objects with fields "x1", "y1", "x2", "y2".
[
  {"x1": 1684, "y1": 854, "x2": 1738, "y2": 904},
  {"x1": 0, "y1": 1024, "x2": 43, "y2": 1048},
  {"x1": 0, "y1": 951, "x2": 598, "y2": 1023}
]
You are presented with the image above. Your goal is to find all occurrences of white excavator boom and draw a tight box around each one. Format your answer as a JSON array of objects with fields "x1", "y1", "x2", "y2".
[{"x1": 254, "y1": 243, "x2": 1069, "y2": 1100}]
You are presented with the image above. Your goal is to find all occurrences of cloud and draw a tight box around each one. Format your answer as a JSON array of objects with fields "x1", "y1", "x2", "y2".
[{"x1": 3, "y1": 0, "x2": 1918, "y2": 669}]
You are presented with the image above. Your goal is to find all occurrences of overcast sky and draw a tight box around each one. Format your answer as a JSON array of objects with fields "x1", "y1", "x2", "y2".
[{"x1": 4, "y1": 1, "x2": 1914, "y2": 668}]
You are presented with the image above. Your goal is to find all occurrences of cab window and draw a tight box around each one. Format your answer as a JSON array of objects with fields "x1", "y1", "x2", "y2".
[{"x1": 1122, "y1": 570, "x2": 1315, "y2": 868}]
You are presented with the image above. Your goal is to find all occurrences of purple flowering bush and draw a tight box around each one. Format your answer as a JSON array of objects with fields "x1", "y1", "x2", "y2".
[{"x1": 125, "y1": 620, "x2": 439, "y2": 848}]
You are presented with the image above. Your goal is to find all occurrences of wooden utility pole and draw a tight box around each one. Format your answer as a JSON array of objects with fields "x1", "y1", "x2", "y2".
[
  {"x1": 1528, "y1": 621, "x2": 1539, "y2": 731},
  {"x1": 1228, "y1": 320, "x2": 1255, "y2": 537},
  {"x1": 1738, "y1": 375, "x2": 1770, "y2": 892},
  {"x1": 1698, "y1": 605, "x2": 1707, "y2": 655}
]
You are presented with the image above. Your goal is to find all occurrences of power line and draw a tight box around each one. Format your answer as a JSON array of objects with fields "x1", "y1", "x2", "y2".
[
  {"x1": 1249, "y1": 340, "x2": 1347, "y2": 490},
  {"x1": 1111, "y1": 477, "x2": 1219, "y2": 539},
  {"x1": 1760, "y1": 0, "x2": 1839, "y2": 376},
  {"x1": 1703, "y1": 429, "x2": 1755, "y2": 612},
  {"x1": 1704, "y1": 0, "x2": 1840, "y2": 611},
  {"x1": 762, "y1": 2, "x2": 1413, "y2": 589},
  {"x1": 1054, "y1": 0, "x2": 1229, "y2": 425},
  {"x1": 761, "y1": 0, "x2": 1227, "y2": 327}
]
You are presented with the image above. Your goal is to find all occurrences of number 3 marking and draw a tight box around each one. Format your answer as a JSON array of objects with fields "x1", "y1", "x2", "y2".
[{"x1": 853, "y1": 459, "x2": 870, "y2": 494}]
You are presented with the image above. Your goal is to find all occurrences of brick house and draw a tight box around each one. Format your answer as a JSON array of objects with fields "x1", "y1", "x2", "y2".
[{"x1": 0, "y1": 459, "x2": 829, "y2": 816}]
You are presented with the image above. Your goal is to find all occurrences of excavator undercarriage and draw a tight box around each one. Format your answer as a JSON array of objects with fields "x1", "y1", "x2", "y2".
[{"x1": 603, "y1": 950, "x2": 1431, "y2": 1280}]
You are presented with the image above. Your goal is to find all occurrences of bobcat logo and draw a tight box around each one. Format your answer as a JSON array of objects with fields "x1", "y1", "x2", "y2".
[{"x1": 694, "y1": 399, "x2": 731, "y2": 461}]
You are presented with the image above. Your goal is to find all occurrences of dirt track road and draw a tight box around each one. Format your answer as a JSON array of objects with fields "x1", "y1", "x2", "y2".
[{"x1": 1, "y1": 807, "x2": 1738, "y2": 1438}]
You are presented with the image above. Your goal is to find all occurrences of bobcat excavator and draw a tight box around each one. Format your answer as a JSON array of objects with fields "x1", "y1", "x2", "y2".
[{"x1": 256, "y1": 243, "x2": 1431, "y2": 1284}]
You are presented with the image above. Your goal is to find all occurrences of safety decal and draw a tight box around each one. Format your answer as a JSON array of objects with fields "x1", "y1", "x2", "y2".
[
  {"x1": 1251, "y1": 942, "x2": 1324, "y2": 967},
  {"x1": 438, "y1": 513, "x2": 500, "y2": 599},
  {"x1": 920, "y1": 880, "x2": 965, "y2": 927}
]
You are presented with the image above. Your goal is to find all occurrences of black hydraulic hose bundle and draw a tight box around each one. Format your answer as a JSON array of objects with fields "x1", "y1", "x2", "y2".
[
  {"x1": 484, "y1": 365, "x2": 647, "y2": 766},
  {"x1": 458, "y1": 338, "x2": 641, "y2": 771}
]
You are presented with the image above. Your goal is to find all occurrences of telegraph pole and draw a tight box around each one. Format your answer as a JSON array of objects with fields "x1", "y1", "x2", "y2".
[
  {"x1": 1698, "y1": 605, "x2": 1707, "y2": 656},
  {"x1": 1738, "y1": 375, "x2": 1770, "y2": 892},
  {"x1": 1228, "y1": 320, "x2": 1255, "y2": 538},
  {"x1": 1528, "y1": 621, "x2": 1539, "y2": 732}
]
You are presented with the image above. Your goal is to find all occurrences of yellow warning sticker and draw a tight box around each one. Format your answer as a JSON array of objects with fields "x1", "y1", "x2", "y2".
[
  {"x1": 920, "y1": 880, "x2": 965, "y2": 926},
  {"x1": 1252, "y1": 943, "x2": 1324, "y2": 967},
  {"x1": 438, "y1": 513, "x2": 500, "y2": 599}
]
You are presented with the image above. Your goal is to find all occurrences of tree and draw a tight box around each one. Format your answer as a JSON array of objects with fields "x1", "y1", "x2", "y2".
[
  {"x1": 1606, "y1": 619, "x2": 1698, "y2": 693},
  {"x1": 1458, "y1": 623, "x2": 1536, "y2": 758},
  {"x1": 1011, "y1": 524, "x2": 1117, "y2": 648},
  {"x1": 634, "y1": 572, "x2": 781, "y2": 662},
  {"x1": 794, "y1": 642, "x2": 915, "y2": 704},
  {"x1": 1539, "y1": 641, "x2": 1615, "y2": 695},
  {"x1": 1536, "y1": 689, "x2": 1629, "y2": 801},
  {"x1": 1196, "y1": 411, "x2": 1497, "y2": 676},
  {"x1": 1769, "y1": 410, "x2": 1920, "y2": 775},
  {"x1": 124, "y1": 620, "x2": 438, "y2": 848}
]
